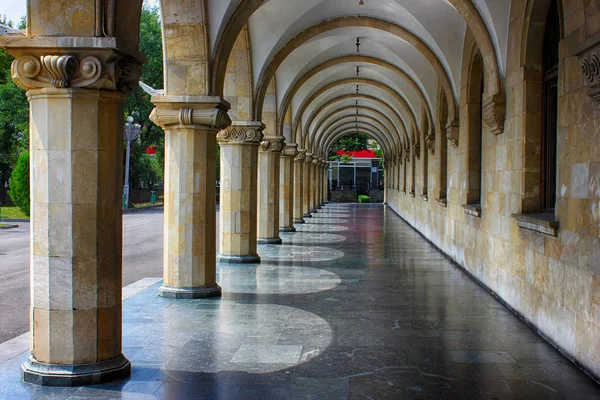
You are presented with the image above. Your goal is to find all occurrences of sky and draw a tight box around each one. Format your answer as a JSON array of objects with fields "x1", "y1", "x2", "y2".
[
  {"x1": 0, "y1": 0, "x2": 159, "y2": 27},
  {"x1": 0, "y1": 1, "x2": 26, "y2": 26}
]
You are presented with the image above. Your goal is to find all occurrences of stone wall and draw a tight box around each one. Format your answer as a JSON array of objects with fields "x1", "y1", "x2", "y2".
[{"x1": 387, "y1": 0, "x2": 600, "y2": 380}]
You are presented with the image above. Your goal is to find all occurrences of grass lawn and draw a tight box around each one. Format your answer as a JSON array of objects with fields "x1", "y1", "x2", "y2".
[{"x1": 0, "y1": 206, "x2": 29, "y2": 220}]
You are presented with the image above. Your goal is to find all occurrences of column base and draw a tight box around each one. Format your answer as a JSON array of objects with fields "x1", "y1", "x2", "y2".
[
  {"x1": 294, "y1": 218, "x2": 306, "y2": 224},
  {"x1": 257, "y1": 237, "x2": 283, "y2": 244},
  {"x1": 310, "y1": 209, "x2": 318, "y2": 213},
  {"x1": 279, "y1": 226, "x2": 296, "y2": 232},
  {"x1": 303, "y1": 213, "x2": 313, "y2": 218},
  {"x1": 158, "y1": 283, "x2": 222, "y2": 299},
  {"x1": 217, "y1": 253, "x2": 261, "y2": 264},
  {"x1": 21, "y1": 354, "x2": 130, "y2": 387}
]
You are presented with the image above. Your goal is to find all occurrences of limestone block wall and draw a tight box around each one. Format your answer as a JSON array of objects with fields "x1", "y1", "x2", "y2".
[{"x1": 387, "y1": 0, "x2": 600, "y2": 379}]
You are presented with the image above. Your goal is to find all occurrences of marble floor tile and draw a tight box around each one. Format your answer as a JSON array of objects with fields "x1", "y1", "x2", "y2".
[{"x1": 0, "y1": 204, "x2": 598, "y2": 399}]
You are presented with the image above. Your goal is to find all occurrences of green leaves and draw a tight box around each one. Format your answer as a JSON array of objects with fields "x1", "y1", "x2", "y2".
[{"x1": 8, "y1": 151, "x2": 29, "y2": 216}]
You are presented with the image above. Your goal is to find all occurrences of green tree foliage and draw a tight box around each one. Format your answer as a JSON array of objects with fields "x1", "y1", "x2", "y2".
[
  {"x1": 8, "y1": 151, "x2": 29, "y2": 216},
  {"x1": 124, "y1": 4, "x2": 165, "y2": 190},
  {"x1": 0, "y1": 47, "x2": 29, "y2": 192}
]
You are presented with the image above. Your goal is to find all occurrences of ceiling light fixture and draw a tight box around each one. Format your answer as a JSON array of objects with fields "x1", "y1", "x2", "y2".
[
  {"x1": 356, "y1": 66, "x2": 360, "y2": 76},
  {"x1": 356, "y1": 37, "x2": 361, "y2": 53},
  {"x1": 359, "y1": 0, "x2": 364, "y2": 5},
  {"x1": 356, "y1": 85, "x2": 360, "y2": 94}
]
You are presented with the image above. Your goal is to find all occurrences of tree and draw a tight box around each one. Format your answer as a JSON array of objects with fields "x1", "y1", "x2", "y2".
[
  {"x1": 8, "y1": 151, "x2": 29, "y2": 216},
  {"x1": 124, "y1": 5, "x2": 165, "y2": 192}
]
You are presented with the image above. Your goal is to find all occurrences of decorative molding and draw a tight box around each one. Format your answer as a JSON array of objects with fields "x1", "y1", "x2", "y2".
[
  {"x1": 312, "y1": 157, "x2": 320, "y2": 165},
  {"x1": 218, "y1": 123, "x2": 264, "y2": 144},
  {"x1": 483, "y1": 93, "x2": 506, "y2": 135},
  {"x1": 282, "y1": 143, "x2": 299, "y2": 158},
  {"x1": 304, "y1": 153, "x2": 314, "y2": 164},
  {"x1": 295, "y1": 149, "x2": 307, "y2": 162},
  {"x1": 151, "y1": 107, "x2": 231, "y2": 130},
  {"x1": 11, "y1": 52, "x2": 141, "y2": 94},
  {"x1": 575, "y1": 33, "x2": 600, "y2": 102},
  {"x1": 412, "y1": 142, "x2": 421, "y2": 160},
  {"x1": 425, "y1": 133, "x2": 435, "y2": 155},
  {"x1": 446, "y1": 120, "x2": 459, "y2": 148},
  {"x1": 512, "y1": 213, "x2": 559, "y2": 237},
  {"x1": 436, "y1": 198, "x2": 448, "y2": 208},
  {"x1": 462, "y1": 203, "x2": 482, "y2": 218},
  {"x1": 260, "y1": 135, "x2": 285, "y2": 152},
  {"x1": 404, "y1": 148, "x2": 410, "y2": 163}
]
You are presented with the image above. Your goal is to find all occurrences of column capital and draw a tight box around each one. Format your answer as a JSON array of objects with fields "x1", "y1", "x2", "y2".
[
  {"x1": 150, "y1": 95, "x2": 231, "y2": 131},
  {"x1": 312, "y1": 157, "x2": 320, "y2": 165},
  {"x1": 217, "y1": 121, "x2": 265, "y2": 145},
  {"x1": 446, "y1": 120, "x2": 459, "y2": 148},
  {"x1": 305, "y1": 153, "x2": 314, "y2": 163},
  {"x1": 282, "y1": 143, "x2": 299, "y2": 158},
  {"x1": 8, "y1": 43, "x2": 144, "y2": 94},
  {"x1": 260, "y1": 135, "x2": 285, "y2": 153},
  {"x1": 295, "y1": 149, "x2": 307, "y2": 161}
]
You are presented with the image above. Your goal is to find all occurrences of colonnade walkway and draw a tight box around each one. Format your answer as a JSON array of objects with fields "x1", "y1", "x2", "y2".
[{"x1": 1, "y1": 204, "x2": 600, "y2": 399}]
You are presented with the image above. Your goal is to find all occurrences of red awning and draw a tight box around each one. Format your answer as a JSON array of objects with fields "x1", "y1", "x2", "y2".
[{"x1": 334, "y1": 149, "x2": 377, "y2": 158}]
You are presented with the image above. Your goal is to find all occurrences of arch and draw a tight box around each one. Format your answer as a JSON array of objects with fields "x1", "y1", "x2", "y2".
[
  {"x1": 517, "y1": 0, "x2": 564, "y2": 213},
  {"x1": 292, "y1": 77, "x2": 423, "y2": 145},
  {"x1": 277, "y1": 55, "x2": 441, "y2": 138},
  {"x1": 320, "y1": 120, "x2": 395, "y2": 156},
  {"x1": 212, "y1": 1, "x2": 504, "y2": 107},
  {"x1": 160, "y1": 0, "x2": 210, "y2": 95},
  {"x1": 311, "y1": 105, "x2": 399, "y2": 149},
  {"x1": 319, "y1": 118, "x2": 396, "y2": 155},
  {"x1": 465, "y1": 46, "x2": 485, "y2": 206},
  {"x1": 251, "y1": 16, "x2": 457, "y2": 123},
  {"x1": 295, "y1": 94, "x2": 408, "y2": 152},
  {"x1": 324, "y1": 127, "x2": 392, "y2": 159},
  {"x1": 223, "y1": 25, "x2": 254, "y2": 120}
]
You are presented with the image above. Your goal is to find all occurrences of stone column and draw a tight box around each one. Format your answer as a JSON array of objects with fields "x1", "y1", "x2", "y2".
[
  {"x1": 217, "y1": 122, "x2": 264, "y2": 263},
  {"x1": 315, "y1": 159, "x2": 322, "y2": 209},
  {"x1": 323, "y1": 162, "x2": 329, "y2": 203},
  {"x1": 257, "y1": 135, "x2": 285, "y2": 244},
  {"x1": 9, "y1": 49, "x2": 142, "y2": 385},
  {"x1": 150, "y1": 97, "x2": 230, "y2": 298},
  {"x1": 294, "y1": 150, "x2": 307, "y2": 223},
  {"x1": 303, "y1": 153, "x2": 313, "y2": 218},
  {"x1": 280, "y1": 144, "x2": 298, "y2": 232},
  {"x1": 310, "y1": 158, "x2": 320, "y2": 213}
]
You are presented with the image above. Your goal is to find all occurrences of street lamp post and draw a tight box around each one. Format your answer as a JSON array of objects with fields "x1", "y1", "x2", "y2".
[{"x1": 123, "y1": 115, "x2": 142, "y2": 209}]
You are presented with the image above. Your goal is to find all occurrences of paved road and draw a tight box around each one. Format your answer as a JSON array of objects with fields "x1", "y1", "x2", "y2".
[{"x1": 0, "y1": 208, "x2": 219, "y2": 344}]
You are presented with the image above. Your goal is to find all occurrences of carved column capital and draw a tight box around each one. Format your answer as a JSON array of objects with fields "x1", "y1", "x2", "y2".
[
  {"x1": 304, "y1": 153, "x2": 314, "y2": 164},
  {"x1": 150, "y1": 96, "x2": 231, "y2": 131},
  {"x1": 259, "y1": 135, "x2": 285, "y2": 152},
  {"x1": 217, "y1": 121, "x2": 265, "y2": 145},
  {"x1": 426, "y1": 132, "x2": 435, "y2": 155},
  {"x1": 483, "y1": 92, "x2": 506, "y2": 135},
  {"x1": 576, "y1": 33, "x2": 600, "y2": 102},
  {"x1": 282, "y1": 143, "x2": 299, "y2": 158},
  {"x1": 10, "y1": 49, "x2": 142, "y2": 94},
  {"x1": 312, "y1": 157, "x2": 320, "y2": 165},
  {"x1": 405, "y1": 148, "x2": 411, "y2": 162},
  {"x1": 295, "y1": 149, "x2": 307, "y2": 162},
  {"x1": 446, "y1": 120, "x2": 459, "y2": 148},
  {"x1": 381, "y1": 161, "x2": 387, "y2": 169},
  {"x1": 412, "y1": 142, "x2": 421, "y2": 160}
]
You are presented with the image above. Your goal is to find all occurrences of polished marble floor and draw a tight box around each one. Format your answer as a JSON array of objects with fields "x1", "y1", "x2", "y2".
[{"x1": 1, "y1": 204, "x2": 599, "y2": 399}]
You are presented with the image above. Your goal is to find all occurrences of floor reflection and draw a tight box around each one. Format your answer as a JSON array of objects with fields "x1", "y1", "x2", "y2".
[{"x1": 258, "y1": 244, "x2": 345, "y2": 262}]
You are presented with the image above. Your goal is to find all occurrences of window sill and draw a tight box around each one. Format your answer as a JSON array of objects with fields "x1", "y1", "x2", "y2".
[
  {"x1": 436, "y1": 198, "x2": 448, "y2": 208},
  {"x1": 462, "y1": 204, "x2": 481, "y2": 218},
  {"x1": 512, "y1": 212, "x2": 559, "y2": 237}
]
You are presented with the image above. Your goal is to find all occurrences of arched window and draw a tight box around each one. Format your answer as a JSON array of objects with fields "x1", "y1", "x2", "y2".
[
  {"x1": 541, "y1": 0, "x2": 560, "y2": 211},
  {"x1": 467, "y1": 50, "x2": 484, "y2": 206}
]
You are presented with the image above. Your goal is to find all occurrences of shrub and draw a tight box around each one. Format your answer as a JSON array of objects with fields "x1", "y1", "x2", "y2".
[
  {"x1": 358, "y1": 195, "x2": 370, "y2": 204},
  {"x1": 8, "y1": 151, "x2": 29, "y2": 216}
]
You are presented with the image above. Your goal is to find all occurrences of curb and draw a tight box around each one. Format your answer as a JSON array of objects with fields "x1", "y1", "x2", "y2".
[
  {"x1": 123, "y1": 204, "x2": 164, "y2": 213},
  {"x1": 0, "y1": 224, "x2": 19, "y2": 229}
]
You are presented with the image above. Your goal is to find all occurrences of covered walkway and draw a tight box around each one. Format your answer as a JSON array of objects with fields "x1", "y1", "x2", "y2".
[{"x1": 1, "y1": 205, "x2": 598, "y2": 399}]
